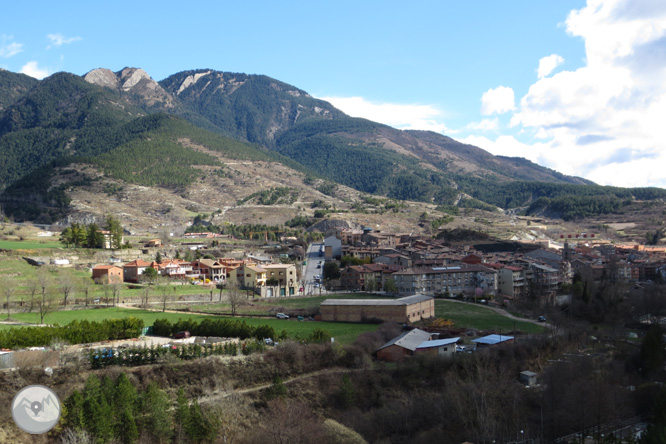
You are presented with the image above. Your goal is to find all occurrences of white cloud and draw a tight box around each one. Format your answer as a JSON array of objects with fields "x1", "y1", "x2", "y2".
[
  {"x1": 459, "y1": 134, "x2": 547, "y2": 164},
  {"x1": 0, "y1": 35, "x2": 23, "y2": 58},
  {"x1": 466, "y1": 118, "x2": 500, "y2": 131},
  {"x1": 46, "y1": 33, "x2": 81, "y2": 49},
  {"x1": 480, "y1": 86, "x2": 515, "y2": 115},
  {"x1": 537, "y1": 54, "x2": 565, "y2": 78},
  {"x1": 319, "y1": 96, "x2": 450, "y2": 132},
  {"x1": 20, "y1": 61, "x2": 50, "y2": 79},
  {"x1": 505, "y1": 0, "x2": 666, "y2": 187}
]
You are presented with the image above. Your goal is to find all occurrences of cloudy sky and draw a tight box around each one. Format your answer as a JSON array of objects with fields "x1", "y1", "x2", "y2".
[{"x1": 2, "y1": 0, "x2": 665, "y2": 188}]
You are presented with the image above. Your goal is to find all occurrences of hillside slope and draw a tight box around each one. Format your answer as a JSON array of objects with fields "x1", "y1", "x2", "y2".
[{"x1": 1, "y1": 66, "x2": 665, "y2": 230}]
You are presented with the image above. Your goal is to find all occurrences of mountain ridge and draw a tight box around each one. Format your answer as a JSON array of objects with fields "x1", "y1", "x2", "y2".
[{"x1": 0, "y1": 66, "x2": 664, "y2": 229}]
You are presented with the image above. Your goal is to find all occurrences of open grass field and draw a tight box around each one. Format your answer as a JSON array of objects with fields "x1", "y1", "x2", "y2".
[
  {"x1": 0, "y1": 239, "x2": 64, "y2": 249},
  {"x1": 435, "y1": 300, "x2": 544, "y2": 334},
  {"x1": 179, "y1": 293, "x2": 387, "y2": 316},
  {"x1": 9, "y1": 307, "x2": 379, "y2": 344}
]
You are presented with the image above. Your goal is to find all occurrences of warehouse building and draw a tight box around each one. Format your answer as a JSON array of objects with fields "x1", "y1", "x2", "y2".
[{"x1": 320, "y1": 294, "x2": 434, "y2": 323}]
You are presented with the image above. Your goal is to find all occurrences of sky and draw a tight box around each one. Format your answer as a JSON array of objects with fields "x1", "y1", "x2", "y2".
[{"x1": 2, "y1": 0, "x2": 666, "y2": 188}]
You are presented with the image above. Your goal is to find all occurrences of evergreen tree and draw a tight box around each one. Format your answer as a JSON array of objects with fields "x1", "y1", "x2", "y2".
[
  {"x1": 62, "y1": 390, "x2": 85, "y2": 431},
  {"x1": 643, "y1": 387, "x2": 666, "y2": 444},
  {"x1": 114, "y1": 373, "x2": 138, "y2": 417},
  {"x1": 174, "y1": 388, "x2": 190, "y2": 443},
  {"x1": 185, "y1": 400, "x2": 217, "y2": 443},
  {"x1": 641, "y1": 325, "x2": 665, "y2": 376},
  {"x1": 86, "y1": 223, "x2": 105, "y2": 248},
  {"x1": 105, "y1": 215, "x2": 124, "y2": 249},
  {"x1": 83, "y1": 395, "x2": 114, "y2": 443},
  {"x1": 142, "y1": 382, "x2": 173, "y2": 443},
  {"x1": 116, "y1": 408, "x2": 139, "y2": 444}
]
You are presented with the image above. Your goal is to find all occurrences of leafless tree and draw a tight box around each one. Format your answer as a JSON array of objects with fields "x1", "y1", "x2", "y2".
[
  {"x1": 246, "y1": 400, "x2": 328, "y2": 444},
  {"x1": 100, "y1": 276, "x2": 112, "y2": 304},
  {"x1": 227, "y1": 282, "x2": 245, "y2": 316},
  {"x1": 207, "y1": 395, "x2": 257, "y2": 444},
  {"x1": 58, "y1": 271, "x2": 76, "y2": 307},
  {"x1": 158, "y1": 278, "x2": 175, "y2": 312},
  {"x1": 36, "y1": 267, "x2": 55, "y2": 324},
  {"x1": 2, "y1": 278, "x2": 17, "y2": 319},
  {"x1": 25, "y1": 280, "x2": 38, "y2": 312},
  {"x1": 110, "y1": 282, "x2": 122, "y2": 305},
  {"x1": 141, "y1": 286, "x2": 152, "y2": 308},
  {"x1": 79, "y1": 277, "x2": 93, "y2": 307}
]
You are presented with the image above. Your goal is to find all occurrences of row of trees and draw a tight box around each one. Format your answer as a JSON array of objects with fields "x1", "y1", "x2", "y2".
[{"x1": 3, "y1": 268, "x2": 104, "y2": 324}]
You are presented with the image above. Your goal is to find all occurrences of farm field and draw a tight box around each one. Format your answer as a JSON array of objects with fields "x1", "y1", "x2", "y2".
[
  {"x1": 8, "y1": 307, "x2": 379, "y2": 344},
  {"x1": 0, "y1": 239, "x2": 63, "y2": 249},
  {"x1": 178, "y1": 293, "x2": 388, "y2": 316}
]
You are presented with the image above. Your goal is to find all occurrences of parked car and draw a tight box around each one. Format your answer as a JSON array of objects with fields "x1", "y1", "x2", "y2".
[
  {"x1": 276, "y1": 313, "x2": 289, "y2": 319},
  {"x1": 537, "y1": 316, "x2": 547, "y2": 322},
  {"x1": 173, "y1": 331, "x2": 191, "y2": 339}
]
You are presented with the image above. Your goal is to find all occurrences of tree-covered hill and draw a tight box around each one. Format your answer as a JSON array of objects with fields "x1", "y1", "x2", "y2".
[
  {"x1": 0, "y1": 72, "x2": 144, "y2": 187},
  {"x1": 159, "y1": 69, "x2": 345, "y2": 147},
  {"x1": 0, "y1": 69, "x2": 38, "y2": 112},
  {"x1": 0, "y1": 66, "x2": 665, "y2": 226}
]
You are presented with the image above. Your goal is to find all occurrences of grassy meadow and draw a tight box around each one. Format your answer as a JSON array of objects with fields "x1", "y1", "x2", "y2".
[{"x1": 435, "y1": 299, "x2": 544, "y2": 334}]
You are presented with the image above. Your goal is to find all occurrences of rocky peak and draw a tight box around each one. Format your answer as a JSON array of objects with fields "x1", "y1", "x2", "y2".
[
  {"x1": 118, "y1": 67, "x2": 153, "y2": 91},
  {"x1": 83, "y1": 68, "x2": 119, "y2": 89},
  {"x1": 176, "y1": 70, "x2": 212, "y2": 95},
  {"x1": 83, "y1": 67, "x2": 175, "y2": 109}
]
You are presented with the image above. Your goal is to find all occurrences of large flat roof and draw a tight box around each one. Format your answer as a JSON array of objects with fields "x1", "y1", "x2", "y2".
[{"x1": 321, "y1": 294, "x2": 433, "y2": 306}]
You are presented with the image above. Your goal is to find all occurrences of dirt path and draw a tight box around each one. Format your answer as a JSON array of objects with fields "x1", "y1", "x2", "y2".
[{"x1": 197, "y1": 367, "x2": 356, "y2": 404}]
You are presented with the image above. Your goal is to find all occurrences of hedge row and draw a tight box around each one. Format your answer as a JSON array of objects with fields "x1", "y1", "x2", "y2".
[
  {"x1": 0, "y1": 317, "x2": 144, "y2": 349},
  {"x1": 152, "y1": 317, "x2": 282, "y2": 341}
]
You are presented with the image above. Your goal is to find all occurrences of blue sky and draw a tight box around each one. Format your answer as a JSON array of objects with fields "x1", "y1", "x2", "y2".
[{"x1": 2, "y1": 0, "x2": 666, "y2": 188}]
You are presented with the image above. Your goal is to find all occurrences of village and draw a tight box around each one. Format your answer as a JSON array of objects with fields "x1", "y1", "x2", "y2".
[{"x1": 90, "y1": 225, "x2": 666, "y2": 308}]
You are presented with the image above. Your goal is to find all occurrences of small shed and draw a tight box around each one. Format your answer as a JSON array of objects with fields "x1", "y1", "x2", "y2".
[
  {"x1": 520, "y1": 370, "x2": 538, "y2": 387},
  {"x1": 376, "y1": 328, "x2": 433, "y2": 362},
  {"x1": 415, "y1": 337, "x2": 460, "y2": 359},
  {"x1": 472, "y1": 334, "x2": 514, "y2": 347}
]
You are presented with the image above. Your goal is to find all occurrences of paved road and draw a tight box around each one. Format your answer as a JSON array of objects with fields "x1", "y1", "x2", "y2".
[{"x1": 302, "y1": 243, "x2": 327, "y2": 296}]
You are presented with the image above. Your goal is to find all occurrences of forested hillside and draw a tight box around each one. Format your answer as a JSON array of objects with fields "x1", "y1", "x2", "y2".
[
  {"x1": 0, "y1": 66, "x2": 665, "y2": 225},
  {"x1": 159, "y1": 69, "x2": 345, "y2": 147}
]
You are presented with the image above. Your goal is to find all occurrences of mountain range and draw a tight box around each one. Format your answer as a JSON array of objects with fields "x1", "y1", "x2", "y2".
[{"x1": 0, "y1": 67, "x2": 664, "y2": 229}]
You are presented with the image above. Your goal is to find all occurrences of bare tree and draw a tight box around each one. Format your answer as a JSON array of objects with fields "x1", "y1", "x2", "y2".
[
  {"x1": 2, "y1": 278, "x2": 17, "y2": 319},
  {"x1": 141, "y1": 286, "x2": 152, "y2": 308},
  {"x1": 36, "y1": 267, "x2": 55, "y2": 324},
  {"x1": 227, "y1": 282, "x2": 245, "y2": 316},
  {"x1": 25, "y1": 280, "x2": 38, "y2": 312},
  {"x1": 110, "y1": 282, "x2": 122, "y2": 306},
  {"x1": 100, "y1": 276, "x2": 112, "y2": 304},
  {"x1": 208, "y1": 395, "x2": 257, "y2": 444},
  {"x1": 246, "y1": 400, "x2": 328, "y2": 444},
  {"x1": 158, "y1": 278, "x2": 175, "y2": 312},
  {"x1": 80, "y1": 277, "x2": 93, "y2": 307},
  {"x1": 59, "y1": 271, "x2": 76, "y2": 307}
]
